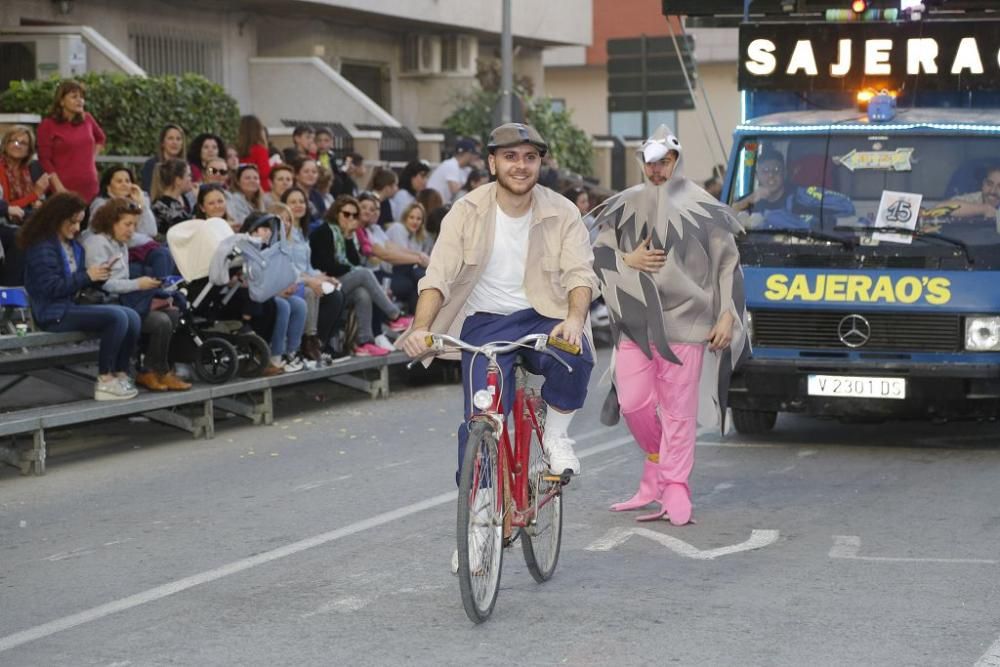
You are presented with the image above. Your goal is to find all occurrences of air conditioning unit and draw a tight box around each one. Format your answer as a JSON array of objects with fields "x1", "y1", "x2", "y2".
[
  {"x1": 0, "y1": 34, "x2": 87, "y2": 82},
  {"x1": 402, "y1": 34, "x2": 441, "y2": 75},
  {"x1": 441, "y1": 35, "x2": 478, "y2": 75}
]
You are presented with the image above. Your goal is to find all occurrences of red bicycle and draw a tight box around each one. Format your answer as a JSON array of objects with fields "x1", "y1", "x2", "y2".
[{"x1": 412, "y1": 332, "x2": 580, "y2": 623}]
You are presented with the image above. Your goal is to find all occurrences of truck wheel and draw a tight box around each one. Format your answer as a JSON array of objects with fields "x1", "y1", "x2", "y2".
[{"x1": 732, "y1": 408, "x2": 777, "y2": 435}]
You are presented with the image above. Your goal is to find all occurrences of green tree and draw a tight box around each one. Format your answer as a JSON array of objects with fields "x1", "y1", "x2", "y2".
[
  {"x1": 443, "y1": 88, "x2": 594, "y2": 177},
  {"x1": 0, "y1": 73, "x2": 240, "y2": 156}
]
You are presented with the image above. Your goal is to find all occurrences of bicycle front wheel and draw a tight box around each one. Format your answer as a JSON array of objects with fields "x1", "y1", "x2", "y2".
[
  {"x1": 457, "y1": 421, "x2": 504, "y2": 623},
  {"x1": 521, "y1": 394, "x2": 563, "y2": 583}
]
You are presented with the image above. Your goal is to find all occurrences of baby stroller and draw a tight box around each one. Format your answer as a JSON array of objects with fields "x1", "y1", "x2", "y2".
[{"x1": 166, "y1": 218, "x2": 273, "y2": 384}]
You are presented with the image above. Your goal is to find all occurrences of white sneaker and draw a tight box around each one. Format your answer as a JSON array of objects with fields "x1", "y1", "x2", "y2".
[
  {"x1": 95, "y1": 378, "x2": 138, "y2": 401},
  {"x1": 542, "y1": 433, "x2": 580, "y2": 475},
  {"x1": 373, "y1": 334, "x2": 396, "y2": 352},
  {"x1": 282, "y1": 352, "x2": 305, "y2": 373}
]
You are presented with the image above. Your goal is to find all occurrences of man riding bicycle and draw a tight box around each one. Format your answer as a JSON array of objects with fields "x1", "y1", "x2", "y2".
[{"x1": 399, "y1": 123, "x2": 598, "y2": 478}]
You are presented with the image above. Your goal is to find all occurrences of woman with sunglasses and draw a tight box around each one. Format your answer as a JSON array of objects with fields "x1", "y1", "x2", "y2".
[
  {"x1": 19, "y1": 193, "x2": 140, "y2": 400},
  {"x1": 310, "y1": 195, "x2": 412, "y2": 356},
  {"x1": 187, "y1": 133, "x2": 226, "y2": 185},
  {"x1": 84, "y1": 198, "x2": 190, "y2": 392},
  {"x1": 1, "y1": 125, "x2": 51, "y2": 284}
]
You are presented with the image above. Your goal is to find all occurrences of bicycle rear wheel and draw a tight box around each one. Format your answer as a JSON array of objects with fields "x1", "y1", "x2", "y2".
[
  {"x1": 457, "y1": 421, "x2": 504, "y2": 623},
  {"x1": 521, "y1": 395, "x2": 563, "y2": 582}
]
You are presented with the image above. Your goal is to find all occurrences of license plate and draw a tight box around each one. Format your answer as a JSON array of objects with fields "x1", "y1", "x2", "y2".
[{"x1": 807, "y1": 374, "x2": 906, "y2": 400}]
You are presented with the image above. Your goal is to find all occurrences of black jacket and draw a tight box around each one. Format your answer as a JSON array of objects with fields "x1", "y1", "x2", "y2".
[{"x1": 309, "y1": 223, "x2": 361, "y2": 278}]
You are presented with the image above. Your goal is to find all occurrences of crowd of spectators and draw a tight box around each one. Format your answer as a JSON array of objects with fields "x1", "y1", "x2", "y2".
[
  {"x1": 0, "y1": 79, "x2": 619, "y2": 404},
  {"x1": 0, "y1": 79, "x2": 530, "y2": 401}
]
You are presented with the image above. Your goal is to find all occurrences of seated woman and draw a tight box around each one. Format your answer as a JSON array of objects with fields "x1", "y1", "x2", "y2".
[
  {"x1": 0, "y1": 125, "x2": 51, "y2": 285},
  {"x1": 151, "y1": 159, "x2": 194, "y2": 237},
  {"x1": 89, "y1": 166, "x2": 173, "y2": 279},
  {"x1": 84, "y1": 198, "x2": 190, "y2": 392},
  {"x1": 193, "y1": 183, "x2": 237, "y2": 231},
  {"x1": 281, "y1": 185, "x2": 320, "y2": 236},
  {"x1": 268, "y1": 202, "x2": 345, "y2": 360},
  {"x1": 356, "y1": 193, "x2": 428, "y2": 315},
  {"x1": 263, "y1": 164, "x2": 295, "y2": 209},
  {"x1": 228, "y1": 164, "x2": 264, "y2": 227},
  {"x1": 454, "y1": 168, "x2": 488, "y2": 201},
  {"x1": 293, "y1": 157, "x2": 327, "y2": 218},
  {"x1": 19, "y1": 193, "x2": 140, "y2": 400},
  {"x1": 242, "y1": 213, "x2": 308, "y2": 372},
  {"x1": 386, "y1": 202, "x2": 434, "y2": 315},
  {"x1": 187, "y1": 132, "x2": 225, "y2": 185},
  {"x1": 141, "y1": 124, "x2": 186, "y2": 194},
  {"x1": 310, "y1": 195, "x2": 412, "y2": 356}
]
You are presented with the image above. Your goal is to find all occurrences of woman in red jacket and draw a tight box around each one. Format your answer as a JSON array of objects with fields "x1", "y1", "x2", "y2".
[
  {"x1": 235, "y1": 115, "x2": 272, "y2": 191},
  {"x1": 36, "y1": 79, "x2": 105, "y2": 203}
]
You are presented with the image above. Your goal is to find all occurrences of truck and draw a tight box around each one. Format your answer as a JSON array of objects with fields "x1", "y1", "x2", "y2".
[{"x1": 718, "y1": 10, "x2": 1000, "y2": 433}]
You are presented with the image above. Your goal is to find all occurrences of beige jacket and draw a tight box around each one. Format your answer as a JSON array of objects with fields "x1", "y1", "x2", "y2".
[{"x1": 407, "y1": 181, "x2": 599, "y2": 354}]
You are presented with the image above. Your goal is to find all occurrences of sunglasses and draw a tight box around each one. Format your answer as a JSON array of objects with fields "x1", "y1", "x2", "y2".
[
  {"x1": 206, "y1": 167, "x2": 229, "y2": 175},
  {"x1": 340, "y1": 210, "x2": 359, "y2": 219}
]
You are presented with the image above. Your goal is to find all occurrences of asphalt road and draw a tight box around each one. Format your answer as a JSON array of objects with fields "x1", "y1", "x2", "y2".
[{"x1": 2, "y1": 349, "x2": 1000, "y2": 667}]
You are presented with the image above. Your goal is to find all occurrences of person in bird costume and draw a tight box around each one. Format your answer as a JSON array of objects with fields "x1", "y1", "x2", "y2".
[{"x1": 592, "y1": 125, "x2": 748, "y2": 525}]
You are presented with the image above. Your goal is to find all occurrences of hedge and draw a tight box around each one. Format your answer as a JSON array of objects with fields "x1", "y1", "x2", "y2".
[{"x1": 0, "y1": 73, "x2": 240, "y2": 157}]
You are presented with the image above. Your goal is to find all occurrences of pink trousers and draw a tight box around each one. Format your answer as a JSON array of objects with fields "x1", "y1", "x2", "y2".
[{"x1": 615, "y1": 340, "x2": 705, "y2": 487}]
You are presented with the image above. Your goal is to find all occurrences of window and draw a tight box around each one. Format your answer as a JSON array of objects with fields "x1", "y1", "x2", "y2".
[
  {"x1": 441, "y1": 35, "x2": 476, "y2": 74},
  {"x1": 129, "y1": 24, "x2": 223, "y2": 83},
  {"x1": 609, "y1": 111, "x2": 676, "y2": 138}
]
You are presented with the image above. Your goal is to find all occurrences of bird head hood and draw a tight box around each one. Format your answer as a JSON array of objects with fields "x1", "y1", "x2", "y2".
[{"x1": 637, "y1": 125, "x2": 685, "y2": 184}]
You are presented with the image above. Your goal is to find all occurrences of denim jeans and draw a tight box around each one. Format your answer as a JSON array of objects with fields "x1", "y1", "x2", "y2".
[
  {"x1": 270, "y1": 295, "x2": 307, "y2": 357},
  {"x1": 46, "y1": 304, "x2": 141, "y2": 374}
]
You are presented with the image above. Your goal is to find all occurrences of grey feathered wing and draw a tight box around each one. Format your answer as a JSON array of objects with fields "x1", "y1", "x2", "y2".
[{"x1": 592, "y1": 178, "x2": 749, "y2": 433}]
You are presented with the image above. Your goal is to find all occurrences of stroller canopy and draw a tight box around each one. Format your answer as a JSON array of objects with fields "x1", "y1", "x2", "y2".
[{"x1": 166, "y1": 218, "x2": 234, "y2": 282}]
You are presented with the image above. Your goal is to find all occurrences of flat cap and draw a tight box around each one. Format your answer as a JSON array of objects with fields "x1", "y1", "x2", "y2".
[{"x1": 487, "y1": 123, "x2": 548, "y2": 155}]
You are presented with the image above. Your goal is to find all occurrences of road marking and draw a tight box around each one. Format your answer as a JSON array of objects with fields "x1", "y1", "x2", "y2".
[
  {"x1": 829, "y1": 536, "x2": 999, "y2": 564},
  {"x1": 0, "y1": 433, "x2": 629, "y2": 654},
  {"x1": 974, "y1": 636, "x2": 1000, "y2": 667},
  {"x1": 585, "y1": 527, "x2": 779, "y2": 560}
]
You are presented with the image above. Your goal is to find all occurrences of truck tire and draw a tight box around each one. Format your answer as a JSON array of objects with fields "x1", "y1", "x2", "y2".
[{"x1": 732, "y1": 408, "x2": 777, "y2": 435}]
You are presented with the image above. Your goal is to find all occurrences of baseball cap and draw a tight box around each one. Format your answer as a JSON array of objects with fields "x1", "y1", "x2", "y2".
[
  {"x1": 486, "y1": 123, "x2": 548, "y2": 156},
  {"x1": 455, "y1": 138, "x2": 478, "y2": 154}
]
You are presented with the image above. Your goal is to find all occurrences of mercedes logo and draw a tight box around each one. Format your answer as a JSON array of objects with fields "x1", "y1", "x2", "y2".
[{"x1": 837, "y1": 314, "x2": 871, "y2": 348}]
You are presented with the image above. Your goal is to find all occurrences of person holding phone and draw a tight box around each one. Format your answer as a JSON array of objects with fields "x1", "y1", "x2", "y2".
[
  {"x1": 20, "y1": 193, "x2": 141, "y2": 400},
  {"x1": 84, "y1": 198, "x2": 190, "y2": 392}
]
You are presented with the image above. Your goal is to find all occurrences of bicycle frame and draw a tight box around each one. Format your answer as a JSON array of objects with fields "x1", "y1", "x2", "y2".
[{"x1": 469, "y1": 358, "x2": 560, "y2": 542}]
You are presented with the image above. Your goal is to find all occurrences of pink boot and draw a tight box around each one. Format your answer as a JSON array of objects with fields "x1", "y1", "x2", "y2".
[
  {"x1": 635, "y1": 482, "x2": 693, "y2": 525},
  {"x1": 609, "y1": 457, "x2": 661, "y2": 511},
  {"x1": 662, "y1": 483, "x2": 692, "y2": 526}
]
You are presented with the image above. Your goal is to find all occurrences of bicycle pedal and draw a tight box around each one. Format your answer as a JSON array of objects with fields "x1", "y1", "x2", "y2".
[{"x1": 543, "y1": 469, "x2": 574, "y2": 486}]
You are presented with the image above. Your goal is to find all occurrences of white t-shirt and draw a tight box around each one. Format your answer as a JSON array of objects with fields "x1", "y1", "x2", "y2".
[
  {"x1": 426, "y1": 157, "x2": 464, "y2": 205},
  {"x1": 465, "y1": 206, "x2": 532, "y2": 316}
]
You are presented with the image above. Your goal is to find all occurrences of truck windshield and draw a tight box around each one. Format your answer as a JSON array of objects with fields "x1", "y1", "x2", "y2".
[{"x1": 729, "y1": 133, "x2": 1000, "y2": 266}]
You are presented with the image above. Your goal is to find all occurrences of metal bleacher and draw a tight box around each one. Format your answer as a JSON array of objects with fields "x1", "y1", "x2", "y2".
[{"x1": 0, "y1": 330, "x2": 410, "y2": 476}]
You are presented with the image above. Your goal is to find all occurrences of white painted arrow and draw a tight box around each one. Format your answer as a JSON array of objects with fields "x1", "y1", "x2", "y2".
[
  {"x1": 829, "y1": 535, "x2": 998, "y2": 564},
  {"x1": 585, "y1": 527, "x2": 779, "y2": 560}
]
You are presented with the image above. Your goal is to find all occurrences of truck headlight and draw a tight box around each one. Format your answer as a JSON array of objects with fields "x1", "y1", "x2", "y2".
[{"x1": 965, "y1": 317, "x2": 1000, "y2": 351}]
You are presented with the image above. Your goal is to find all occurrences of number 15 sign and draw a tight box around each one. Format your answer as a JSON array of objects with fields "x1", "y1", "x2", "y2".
[{"x1": 874, "y1": 190, "x2": 922, "y2": 244}]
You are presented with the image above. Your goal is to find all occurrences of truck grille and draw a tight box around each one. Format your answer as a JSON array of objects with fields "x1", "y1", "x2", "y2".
[{"x1": 750, "y1": 310, "x2": 962, "y2": 352}]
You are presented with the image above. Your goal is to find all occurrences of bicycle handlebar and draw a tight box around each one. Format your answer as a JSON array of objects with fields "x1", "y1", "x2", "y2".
[{"x1": 405, "y1": 332, "x2": 581, "y2": 371}]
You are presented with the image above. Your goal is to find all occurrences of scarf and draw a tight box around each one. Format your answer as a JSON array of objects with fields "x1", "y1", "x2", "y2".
[{"x1": 2, "y1": 156, "x2": 34, "y2": 201}]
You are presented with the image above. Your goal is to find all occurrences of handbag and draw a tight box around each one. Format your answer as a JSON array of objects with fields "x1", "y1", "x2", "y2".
[{"x1": 75, "y1": 286, "x2": 115, "y2": 305}]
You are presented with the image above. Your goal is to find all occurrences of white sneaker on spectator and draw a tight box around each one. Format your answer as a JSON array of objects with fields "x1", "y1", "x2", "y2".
[
  {"x1": 542, "y1": 433, "x2": 580, "y2": 475},
  {"x1": 373, "y1": 334, "x2": 396, "y2": 352},
  {"x1": 95, "y1": 378, "x2": 137, "y2": 401},
  {"x1": 270, "y1": 355, "x2": 285, "y2": 369},
  {"x1": 282, "y1": 352, "x2": 305, "y2": 373}
]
